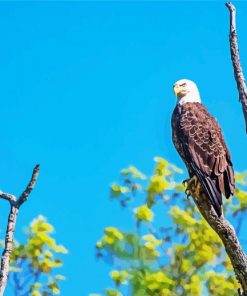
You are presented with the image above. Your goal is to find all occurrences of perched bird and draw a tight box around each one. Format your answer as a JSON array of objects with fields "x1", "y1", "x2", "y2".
[{"x1": 171, "y1": 79, "x2": 235, "y2": 217}]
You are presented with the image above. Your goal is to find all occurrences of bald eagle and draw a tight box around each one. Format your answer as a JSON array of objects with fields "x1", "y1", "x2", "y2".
[{"x1": 171, "y1": 79, "x2": 235, "y2": 217}]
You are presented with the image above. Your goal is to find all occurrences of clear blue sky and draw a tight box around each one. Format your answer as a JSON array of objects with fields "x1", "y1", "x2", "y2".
[{"x1": 0, "y1": 1, "x2": 247, "y2": 295}]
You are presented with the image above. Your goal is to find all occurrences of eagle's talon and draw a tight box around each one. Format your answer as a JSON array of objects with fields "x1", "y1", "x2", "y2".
[
  {"x1": 189, "y1": 175, "x2": 198, "y2": 187},
  {"x1": 185, "y1": 188, "x2": 190, "y2": 195},
  {"x1": 182, "y1": 179, "x2": 189, "y2": 186},
  {"x1": 183, "y1": 176, "x2": 198, "y2": 198},
  {"x1": 185, "y1": 189, "x2": 191, "y2": 199}
]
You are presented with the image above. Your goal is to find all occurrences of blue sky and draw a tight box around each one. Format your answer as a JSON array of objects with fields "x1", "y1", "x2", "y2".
[{"x1": 0, "y1": 1, "x2": 247, "y2": 295}]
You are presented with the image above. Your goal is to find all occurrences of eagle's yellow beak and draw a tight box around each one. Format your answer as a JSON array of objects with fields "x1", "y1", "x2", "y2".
[
  {"x1": 173, "y1": 84, "x2": 187, "y2": 98},
  {"x1": 173, "y1": 84, "x2": 181, "y2": 97}
]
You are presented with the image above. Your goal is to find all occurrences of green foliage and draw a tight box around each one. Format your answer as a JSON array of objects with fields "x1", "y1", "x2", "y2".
[
  {"x1": 135, "y1": 205, "x2": 153, "y2": 222},
  {"x1": 9, "y1": 215, "x2": 67, "y2": 296},
  {"x1": 92, "y1": 157, "x2": 247, "y2": 296}
]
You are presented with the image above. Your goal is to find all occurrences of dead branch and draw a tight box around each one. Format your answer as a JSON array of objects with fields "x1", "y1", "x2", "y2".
[
  {"x1": 16, "y1": 164, "x2": 40, "y2": 208},
  {"x1": 223, "y1": 3, "x2": 247, "y2": 294},
  {"x1": 189, "y1": 180, "x2": 247, "y2": 295},
  {"x1": 0, "y1": 165, "x2": 40, "y2": 296},
  {"x1": 226, "y1": 2, "x2": 247, "y2": 133}
]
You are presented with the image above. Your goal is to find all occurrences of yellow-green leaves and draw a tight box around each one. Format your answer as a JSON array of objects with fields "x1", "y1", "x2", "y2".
[
  {"x1": 96, "y1": 227, "x2": 124, "y2": 249},
  {"x1": 48, "y1": 281, "x2": 60, "y2": 294},
  {"x1": 94, "y1": 157, "x2": 244, "y2": 296},
  {"x1": 224, "y1": 256, "x2": 234, "y2": 271},
  {"x1": 55, "y1": 274, "x2": 66, "y2": 281},
  {"x1": 147, "y1": 175, "x2": 171, "y2": 195},
  {"x1": 110, "y1": 166, "x2": 145, "y2": 207},
  {"x1": 143, "y1": 271, "x2": 174, "y2": 292},
  {"x1": 121, "y1": 166, "x2": 146, "y2": 180},
  {"x1": 31, "y1": 290, "x2": 42, "y2": 296},
  {"x1": 111, "y1": 184, "x2": 129, "y2": 198},
  {"x1": 147, "y1": 157, "x2": 173, "y2": 199},
  {"x1": 235, "y1": 171, "x2": 247, "y2": 185},
  {"x1": 206, "y1": 271, "x2": 239, "y2": 296},
  {"x1": 28, "y1": 216, "x2": 68, "y2": 254},
  {"x1": 142, "y1": 234, "x2": 162, "y2": 258},
  {"x1": 10, "y1": 216, "x2": 67, "y2": 296},
  {"x1": 146, "y1": 157, "x2": 184, "y2": 206},
  {"x1": 154, "y1": 156, "x2": 183, "y2": 176},
  {"x1": 231, "y1": 172, "x2": 247, "y2": 215},
  {"x1": 235, "y1": 188, "x2": 247, "y2": 204},
  {"x1": 142, "y1": 234, "x2": 162, "y2": 246},
  {"x1": 170, "y1": 206, "x2": 197, "y2": 227},
  {"x1": 110, "y1": 270, "x2": 129, "y2": 286},
  {"x1": 184, "y1": 275, "x2": 202, "y2": 295},
  {"x1": 135, "y1": 205, "x2": 153, "y2": 222},
  {"x1": 194, "y1": 244, "x2": 215, "y2": 265},
  {"x1": 154, "y1": 157, "x2": 170, "y2": 176},
  {"x1": 96, "y1": 241, "x2": 104, "y2": 249},
  {"x1": 103, "y1": 227, "x2": 124, "y2": 244},
  {"x1": 106, "y1": 289, "x2": 123, "y2": 296},
  {"x1": 30, "y1": 215, "x2": 54, "y2": 233}
]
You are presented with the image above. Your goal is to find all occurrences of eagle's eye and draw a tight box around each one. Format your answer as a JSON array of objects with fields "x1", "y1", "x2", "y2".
[{"x1": 180, "y1": 83, "x2": 186, "y2": 87}]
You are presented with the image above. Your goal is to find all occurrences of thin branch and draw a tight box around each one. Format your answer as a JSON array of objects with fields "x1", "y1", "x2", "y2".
[
  {"x1": 225, "y1": 3, "x2": 247, "y2": 294},
  {"x1": 188, "y1": 180, "x2": 247, "y2": 295},
  {"x1": 0, "y1": 192, "x2": 16, "y2": 204},
  {"x1": 16, "y1": 164, "x2": 40, "y2": 208},
  {"x1": 226, "y1": 2, "x2": 247, "y2": 133},
  {"x1": 0, "y1": 206, "x2": 19, "y2": 296},
  {"x1": 0, "y1": 165, "x2": 40, "y2": 296}
]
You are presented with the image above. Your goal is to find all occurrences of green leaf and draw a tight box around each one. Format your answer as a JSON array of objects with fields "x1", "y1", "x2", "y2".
[
  {"x1": 121, "y1": 166, "x2": 146, "y2": 180},
  {"x1": 55, "y1": 275, "x2": 66, "y2": 281}
]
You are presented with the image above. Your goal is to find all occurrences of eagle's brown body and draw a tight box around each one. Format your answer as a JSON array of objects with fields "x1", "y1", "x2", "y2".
[{"x1": 171, "y1": 102, "x2": 235, "y2": 216}]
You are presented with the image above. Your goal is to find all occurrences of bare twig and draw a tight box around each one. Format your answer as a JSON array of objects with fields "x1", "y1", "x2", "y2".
[
  {"x1": 0, "y1": 165, "x2": 40, "y2": 296},
  {"x1": 226, "y1": 2, "x2": 247, "y2": 133},
  {"x1": 189, "y1": 180, "x2": 247, "y2": 295},
  {"x1": 16, "y1": 164, "x2": 40, "y2": 208},
  {"x1": 0, "y1": 192, "x2": 16, "y2": 204}
]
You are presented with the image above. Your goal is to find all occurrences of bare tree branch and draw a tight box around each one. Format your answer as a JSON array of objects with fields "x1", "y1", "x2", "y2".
[
  {"x1": 222, "y1": 3, "x2": 247, "y2": 294},
  {"x1": 0, "y1": 206, "x2": 19, "y2": 296},
  {"x1": 0, "y1": 192, "x2": 16, "y2": 204},
  {"x1": 16, "y1": 164, "x2": 40, "y2": 208},
  {"x1": 0, "y1": 165, "x2": 40, "y2": 296},
  {"x1": 226, "y1": 2, "x2": 247, "y2": 133},
  {"x1": 188, "y1": 179, "x2": 247, "y2": 295}
]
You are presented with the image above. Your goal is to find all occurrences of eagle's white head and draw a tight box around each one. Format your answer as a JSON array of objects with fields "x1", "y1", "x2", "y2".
[{"x1": 173, "y1": 79, "x2": 201, "y2": 105}]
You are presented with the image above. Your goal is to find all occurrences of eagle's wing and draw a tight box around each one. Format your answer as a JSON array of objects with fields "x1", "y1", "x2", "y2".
[{"x1": 174, "y1": 103, "x2": 234, "y2": 216}]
